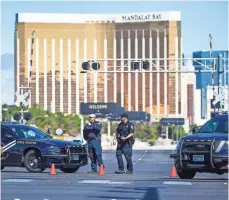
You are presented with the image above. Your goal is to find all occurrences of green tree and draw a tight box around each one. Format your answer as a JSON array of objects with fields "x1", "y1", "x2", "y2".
[
  {"x1": 134, "y1": 123, "x2": 159, "y2": 145},
  {"x1": 170, "y1": 126, "x2": 186, "y2": 141}
]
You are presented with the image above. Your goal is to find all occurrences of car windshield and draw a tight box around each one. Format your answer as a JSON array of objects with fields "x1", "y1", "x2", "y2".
[
  {"x1": 198, "y1": 117, "x2": 228, "y2": 133},
  {"x1": 10, "y1": 126, "x2": 50, "y2": 140}
]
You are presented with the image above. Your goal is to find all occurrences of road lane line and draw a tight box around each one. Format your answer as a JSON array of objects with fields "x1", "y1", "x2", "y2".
[
  {"x1": 163, "y1": 181, "x2": 192, "y2": 185},
  {"x1": 3, "y1": 179, "x2": 33, "y2": 183},
  {"x1": 108, "y1": 181, "x2": 132, "y2": 184},
  {"x1": 78, "y1": 180, "x2": 110, "y2": 184},
  {"x1": 79, "y1": 180, "x2": 132, "y2": 184}
]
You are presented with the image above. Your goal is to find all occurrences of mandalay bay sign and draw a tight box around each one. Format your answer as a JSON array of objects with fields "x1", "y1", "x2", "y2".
[{"x1": 121, "y1": 13, "x2": 162, "y2": 22}]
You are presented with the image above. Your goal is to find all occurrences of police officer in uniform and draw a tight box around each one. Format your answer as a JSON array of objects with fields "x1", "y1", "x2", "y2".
[
  {"x1": 83, "y1": 114, "x2": 104, "y2": 173},
  {"x1": 115, "y1": 113, "x2": 135, "y2": 174}
]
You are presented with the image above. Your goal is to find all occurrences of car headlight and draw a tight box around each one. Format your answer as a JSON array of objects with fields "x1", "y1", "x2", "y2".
[
  {"x1": 214, "y1": 141, "x2": 228, "y2": 153},
  {"x1": 46, "y1": 146, "x2": 60, "y2": 153}
]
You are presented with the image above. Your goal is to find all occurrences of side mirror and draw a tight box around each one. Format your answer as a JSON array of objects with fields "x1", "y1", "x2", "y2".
[
  {"x1": 4, "y1": 134, "x2": 14, "y2": 139},
  {"x1": 192, "y1": 127, "x2": 199, "y2": 134}
]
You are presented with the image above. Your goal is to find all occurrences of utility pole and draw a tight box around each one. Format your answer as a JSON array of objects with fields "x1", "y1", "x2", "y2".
[{"x1": 217, "y1": 54, "x2": 223, "y2": 112}]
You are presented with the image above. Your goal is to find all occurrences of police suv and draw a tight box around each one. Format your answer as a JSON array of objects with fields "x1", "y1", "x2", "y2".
[
  {"x1": 170, "y1": 113, "x2": 228, "y2": 179},
  {"x1": 1, "y1": 123, "x2": 88, "y2": 173}
]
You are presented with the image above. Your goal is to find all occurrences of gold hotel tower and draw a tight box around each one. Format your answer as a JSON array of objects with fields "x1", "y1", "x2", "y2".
[{"x1": 15, "y1": 12, "x2": 182, "y2": 118}]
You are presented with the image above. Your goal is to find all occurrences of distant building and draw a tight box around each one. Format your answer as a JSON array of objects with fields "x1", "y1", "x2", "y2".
[
  {"x1": 193, "y1": 50, "x2": 228, "y2": 89},
  {"x1": 15, "y1": 11, "x2": 182, "y2": 118},
  {"x1": 181, "y1": 58, "x2": 195, "y2": 125}
]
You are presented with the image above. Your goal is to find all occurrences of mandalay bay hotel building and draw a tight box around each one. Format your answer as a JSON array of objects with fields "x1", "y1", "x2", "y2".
[{"x1": 15, "y1": 12, "x2": 183, "y2": 118}]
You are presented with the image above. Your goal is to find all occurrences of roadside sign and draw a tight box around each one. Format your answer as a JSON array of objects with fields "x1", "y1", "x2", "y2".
[
  {"x1": 212, "y1": 93, "x2": 225, "y2": 106},
  {"x1": 160, "y1": 118, "x2": 185, "y2": 126},
  {"x1": 15, "y1": 91, "x2": 29, "y2": 107},
  {"x1": 80, "y1": 103, "x2": 122, "y2": 115}
]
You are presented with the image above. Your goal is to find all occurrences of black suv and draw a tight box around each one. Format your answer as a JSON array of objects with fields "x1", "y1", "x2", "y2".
[
  {"x1": 170, "y1": 114, "x2": 228, "y2": 179},
  {"x1": 1, "y1": 124, "x2": 88, "y2": 173}
]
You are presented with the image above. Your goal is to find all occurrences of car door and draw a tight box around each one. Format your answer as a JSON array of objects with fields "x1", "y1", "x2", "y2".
[{"x1": 1, "y1": 126, "x2": 18, "y2": 165}]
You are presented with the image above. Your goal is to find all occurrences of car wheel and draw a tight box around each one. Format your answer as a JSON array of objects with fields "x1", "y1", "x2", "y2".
[
  {"x1": 60, "y1": 166, "x2": 80, "y2": 173},
  {"x1": 24, "y1": 149, "x2": 46, "y2": 173},
  {"x1": 1, "y1": 166, "x2": 5, "y2": 170},
  {"x1": 177, "y1": 170, "x2": 196, "y2": 179}
]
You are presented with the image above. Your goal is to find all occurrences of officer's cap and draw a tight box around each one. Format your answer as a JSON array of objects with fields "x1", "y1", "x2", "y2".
[
  {"x1": 121, "y1": 113, "x2": 128, "y2": 119},
  {"x1": 89, "y1": 114, "x2": 96, "y2": 118}
]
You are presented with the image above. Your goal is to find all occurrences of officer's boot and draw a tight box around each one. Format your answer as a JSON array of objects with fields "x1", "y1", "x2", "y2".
[{"x1": 115, "y1": 169, "x2": 125, "y2": 174}]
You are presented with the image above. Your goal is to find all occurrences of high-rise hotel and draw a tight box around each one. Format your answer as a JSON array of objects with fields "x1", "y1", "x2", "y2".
[{"x1": 15, "y1": 11, "x2": 182, "y2": 117}]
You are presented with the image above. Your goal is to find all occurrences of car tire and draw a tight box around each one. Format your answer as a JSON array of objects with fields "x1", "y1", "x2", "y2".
[
  {"x1": 1, "y1": 166, "x2": 5, "y2": 170},
  {"x1": 24, "y1": 149, "x2": 46, "y2": 173},
  {"x1": 60, "y1": 166, "x2": 80, "y2": 173},
  {"x1": 177, "y1": 170, "x2": 196, "y2": 179}
]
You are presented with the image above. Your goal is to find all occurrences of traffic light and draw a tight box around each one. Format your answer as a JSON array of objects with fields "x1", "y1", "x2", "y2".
[
  {"x1": 131, "y1": 60, "x2": 150, "y2": 71},
  {"x1": 131, "y1": 61, "x2": 140, "y2": 70},
  {"x1": 13, "y1": 113, "x2": 21, "y2": 121},
  {"x1": 82, "y1": 61, "x2": 100, "y2": 70},
  {"x1": 92, "y1": 62, "x2": 100, "y2": 70},
  {"x1": 23, "y1": 112, "x2": 32, "y2": 121},
  {"x1": 82, "y1": 62, "x2": 90, "y2": 70},
  {"x1": 12, "y1": 112, "x2": 32, "y2": 122},
  {"x1": 142, "y1": 60, "x2": 150, "y2": 70}
]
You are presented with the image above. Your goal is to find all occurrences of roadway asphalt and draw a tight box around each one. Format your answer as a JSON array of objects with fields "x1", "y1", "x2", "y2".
[{"x1": 1, "y1": 150, "x2": 228, "y2": 200}]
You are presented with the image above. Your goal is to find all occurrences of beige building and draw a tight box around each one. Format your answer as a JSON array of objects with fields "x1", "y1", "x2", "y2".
[{"x1": 15, "y1": 12, "x2": 182, "y2": 118}]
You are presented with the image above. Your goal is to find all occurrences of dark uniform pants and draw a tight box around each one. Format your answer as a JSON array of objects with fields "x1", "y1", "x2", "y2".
[
  {"x1": 88, "y1": 139, "x2": 103, "y2": 171},
  {"x1": 116, "y1": 144, "x2": 133, "y2": 172}
]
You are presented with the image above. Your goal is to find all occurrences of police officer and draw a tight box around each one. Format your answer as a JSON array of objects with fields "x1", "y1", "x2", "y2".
[
  {"x1": 115, "y1": 113, "x2": 135, "y2": 174},
  {"x1": 83, "y1": 114, "x2": 104, "y2": 173}
]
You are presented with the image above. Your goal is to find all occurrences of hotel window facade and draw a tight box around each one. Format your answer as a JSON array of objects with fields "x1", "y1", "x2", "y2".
[{"x1": 15, "y1": 12, "x2": 182, "y2": 117}]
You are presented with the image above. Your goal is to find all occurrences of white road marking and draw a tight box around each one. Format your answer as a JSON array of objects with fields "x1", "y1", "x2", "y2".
[
  {"x1": 78, "y1": 180, "x2": 110, "y2": 184},
  {"x1": 163, "y1": 181, "x2": 192, "y2": 185},
  {"x1": 3, "y1": 179, "x2": 33, "y2": 183},
  {"x1": 78, "y1": 180, "x2": 132, "y2": 184},
  {"x1": 108, "y1": 181, "x2": 132, "y2": 184},
  {"x1": 14, "y1": 199, "x2": 21, "y2": 200},
  {"x1": 138, "y1": 158, "x2": 142, "y2": 161}
]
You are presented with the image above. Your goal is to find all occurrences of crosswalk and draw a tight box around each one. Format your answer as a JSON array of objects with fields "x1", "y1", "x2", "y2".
[{"x1": 1, "y1": 178, "x2": 195, "y2": 186}]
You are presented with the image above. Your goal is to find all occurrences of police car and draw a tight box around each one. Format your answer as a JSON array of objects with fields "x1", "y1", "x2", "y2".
[
  {"x1": 170, "y1": 114, "x2": 228, "y2": 179},
  {"x1": 1, "y1": 123, "x2": 88, "y2": 173}
]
